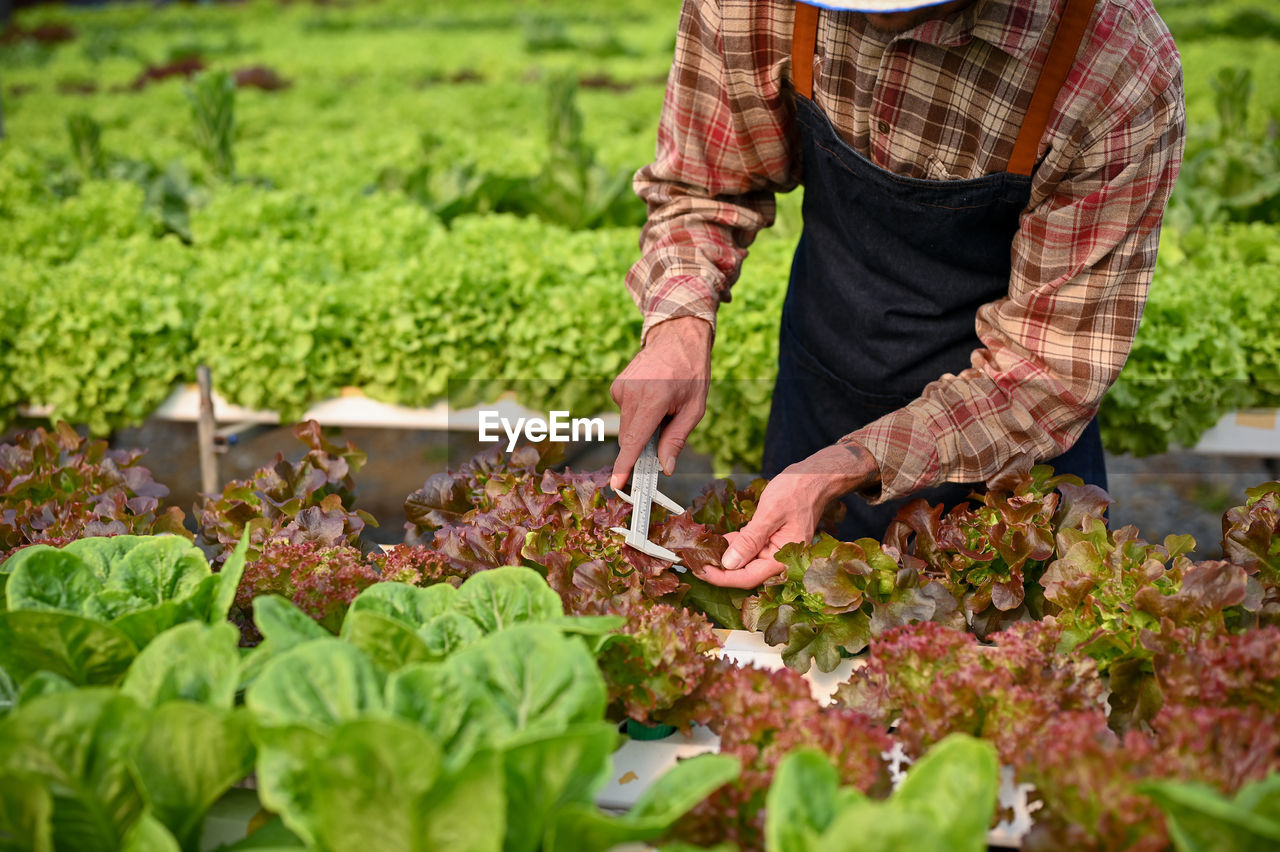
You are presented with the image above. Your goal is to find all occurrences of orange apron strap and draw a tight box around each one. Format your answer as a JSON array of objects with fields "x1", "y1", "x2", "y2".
[
  {"x1": 1007, "y1": 0, "x2": 1097, "y2": 176},
  {"x1": 792, "y1": 2, "x2": 820, "y2": 100}
]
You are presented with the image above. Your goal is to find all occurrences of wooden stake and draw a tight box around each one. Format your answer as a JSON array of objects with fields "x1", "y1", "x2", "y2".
[{"x1": 196, "y1": 365, "x2": 218, "y2": 495}]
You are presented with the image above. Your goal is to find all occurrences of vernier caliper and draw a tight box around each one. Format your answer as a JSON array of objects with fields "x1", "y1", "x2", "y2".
[{"x1": 611, "y1": 428, "x2": 685, "y2": 570}]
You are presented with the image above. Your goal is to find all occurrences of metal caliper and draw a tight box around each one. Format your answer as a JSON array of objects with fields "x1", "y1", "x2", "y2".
[{"x1": 610, "y1": 428, "x2": 685, "y2": 571}]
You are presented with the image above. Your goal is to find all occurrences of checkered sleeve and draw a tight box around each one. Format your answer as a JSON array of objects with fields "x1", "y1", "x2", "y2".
[
  {"x1": 848, "y1": 51, "x2": 1186, "y2": 502},
  {"x1": 626, "y1": 0, "x2": 799, "y2": 343}
]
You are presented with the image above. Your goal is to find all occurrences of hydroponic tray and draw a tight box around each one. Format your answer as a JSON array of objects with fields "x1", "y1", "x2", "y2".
[
  {"x1": 1185, "y1": 408, "x2": 1280, "y2": 456},
  {"x1": 21, "y1": 384, "x2": 1280, "y2": 457},
  {"x1": 22, "y1": 384, "x2": 621, "y2": 435}
]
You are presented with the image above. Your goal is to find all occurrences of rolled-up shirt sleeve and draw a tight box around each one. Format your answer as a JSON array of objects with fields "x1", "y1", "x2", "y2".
[
  {"x1": 846, "y1": 64, "x2": 1186, "y2": 502},
  {"x1": 626, "y1": 0, "x2": 800, "y2": 343}
]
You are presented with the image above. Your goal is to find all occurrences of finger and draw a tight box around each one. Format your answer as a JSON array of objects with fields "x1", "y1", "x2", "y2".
[
  {"x1": 656, "y1": 395, "x2": 705, "y2": 476},
  {"x1": 610, "y1": 404, "x2": 665, "y2": 491},
  {"x1": 609, "y1": 372, "x2": 628, "y2": 408},
  {"x1": 721, "y1": 511, "x2": 779, "y2": 571},
  {"x1": 697, "y1": 556, "x2": 786, "y2": 589}
]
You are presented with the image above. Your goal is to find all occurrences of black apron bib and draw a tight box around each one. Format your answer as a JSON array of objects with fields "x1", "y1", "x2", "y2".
[{"x1": 763, "y1": 0, "x2": 1106, "y2": 541}]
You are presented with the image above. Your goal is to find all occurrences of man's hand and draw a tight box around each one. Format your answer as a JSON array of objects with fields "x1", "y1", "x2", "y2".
[
  {"x1": 609, "y1": 316, "x2": 713, "y2": 490},
  {"x1": 695, "y1": 442, "x2": 880, "y2": 589}
]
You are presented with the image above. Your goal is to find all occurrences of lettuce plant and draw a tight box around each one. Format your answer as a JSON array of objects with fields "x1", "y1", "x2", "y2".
[
  {"x1": 1041, "y1": 517, "x2": 1249, "y2": 727},
  {"x1": 367, "y1": 542, "x2": 460, "y2": 586},
  {"x1": 686, "y1": 477, "x2": 767, "y2": 533},
  {"x1": 333, "y1": 566, "x2": 622, "y2": 673},
  {"x1": 195, "y1": 420, "x2": 375, "y2": 567},
  {"x1": 232, "y1": 541, "x2": 465, "y2": 645},
  {"x1": 672, "y1": 660, "x2": 893, "y2": 851},
  {"x1": 835, "y1": 620, "x2": 1105, "y2": 765},
  {"x1": 0, "y1": 534, "x2": 246, "y2": 688},
  {"x1": 405, "y1": 444, "x2": 695, "y2": 611},
  {"x1": 246, "y1": 607, "x2": 735, "y2": 852},
  {"x1": 1145, "y1": 625, "x2": 1280, "y2": 713},
  {"x1": 765, "y1": 735, "x2": 999, "y2": 852},
  {"x1": 1140, "y1": 771, "x2": 1280, "y2": 852},
  {"x1": 1020, "y1": 704, "x2": 1280, "y2": 852},
  {"x1": 884, "y1": 467, "x2": 1112, "y2": 636},
  {"x1": 741, "y1": 534, "x2": 960, "y2": 673},
  {"x1": 1222, "y1": 481, "x2": 1280, "y2": 625},
  {"x1": 0, "y1": 621, "x2": 254, "y2": 852},
  {"x1": 1101, "y1": 221, "x2": 1280, "y2": 457},
  {"x1": 0, "y1": 422, "x2": 188, "y2": 563},
  {"x1": 594, "y1": 597, "x2": 721, "y2": 727},
  {"x1": 234, "y1": 539, "x2": 380, "y2": 641}
]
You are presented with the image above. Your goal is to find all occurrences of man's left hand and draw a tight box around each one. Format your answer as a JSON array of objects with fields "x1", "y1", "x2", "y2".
[{"x1": 695, "y1": 442, "x2": 880, "y2": 589}]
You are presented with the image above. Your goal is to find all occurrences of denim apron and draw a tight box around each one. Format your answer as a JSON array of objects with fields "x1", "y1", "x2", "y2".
[{"x1": 762, "y1": 0, "x2": 1106, "y2": 541}]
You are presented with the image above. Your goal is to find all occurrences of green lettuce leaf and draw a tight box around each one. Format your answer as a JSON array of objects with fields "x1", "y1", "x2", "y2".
[
  {"x1": 412, "y1": 749, "x2": 506, "y2": 852},
  {"x1": 253, "y1": 595, "x2": 330, "y2": 649},
  {"x1": 119, "y1": 812, "x2": 181, "y2": 852},
  {"x1": 212, "y1": 531, "x2": 250, "y2": 624},
  {"x1": 453, "y1": 565, "x2": 564, "y2": 632},
  {"x1": 501, "y1": 722, "x2": 618, "y2": 852},
  {"x1": 444, "y1": 623, "x2": 606, "y2": 750},
  {"x1": 341, "y1": 609, "x2": 435, "y2": 671},
  {"x1": 547, "y1": 753, "x2": 740, "y2": 852},
  {"x1": 0, "y1": 689, "x2": 147, "y2": 852},
  {"x1": 385, "y1": 662, "x2": 472, "y2": 762},
  {"x1": 416, "y1": 611, "x2": 484, "y2": 658},
  {"x1": 764, "y1": 735, "x2": 998, "y2": 852},
  {"x1": 0, "y1": 771, "x2": 54, "y2": 852},
  {"x1": 347, "y1": 581, "x2": 457, "y2": 626},
  {"x1": 1140, "y1": 773, "x2": 1280, "y2": 852},
  {"x1": 2, "y1": 547, "x2": 103, "y2": 614},
  {"x1": 251, "y1": 725, "x2": 330, "y2": 849},
  {"x1": 0, "y1": 610, "x2": 138, "y2": 686},
  {"x1": 99, "y1": 536, "x2": 210, "y2": 607},
  {"x1": 15, "y1": 671, "x2": 76, "y2": 707},
  {"x1": 306, "y1": 718, "x2": 442, "y2": 852},
  {"x1": 132, "y1": 703, "x2": 254, "y2": 851},
  {"x1": 891, "y1": 734, "x2": 999, "y2": 852},
  {"x1": 245, "y1": 638, "x2": 385, "y2": 730},
  {"x1": 62, "y1": 537, "x2": 152, "y2": 581},
  {"x1": 765, "y1": 748, "x2": 847, "y2": 852},
  {"x1": 121, "y1": 621, "x2": 241, "y2": 709}
]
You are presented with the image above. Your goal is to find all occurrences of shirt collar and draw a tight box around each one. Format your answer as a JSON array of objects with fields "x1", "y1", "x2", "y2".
[{"x1": 905, "y1": 0, "x2": 1052, "y2": 63}]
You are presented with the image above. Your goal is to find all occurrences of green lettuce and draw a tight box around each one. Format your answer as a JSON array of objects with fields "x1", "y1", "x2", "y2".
[
  {"x1": 764, "y1": 734, "x2": 999, "y2": 852},
  {"x1": 742, "y1": 535, "x2": 958, "y2": 673},
  {"x1": 0, "y1": 623, "x2": 253, "y2": 852},
  {"x1": 245, "y1": 616, "x2": 721, "y2": 851},
  {"x1": 338, "y1": 566, "x2": 621, "y2": 672},
  {"x1": 0, "y1": 534, "x2": 246, "y2": 688},
  {"x1": 1140, "y1": 772, "x2": 1280, "y2": 851}
]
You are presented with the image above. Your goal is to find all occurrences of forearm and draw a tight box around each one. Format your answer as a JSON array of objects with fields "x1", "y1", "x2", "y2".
[
  {"x1": 626, "y1": 0, "x2": 798, "y2": 344},
  {"x1": 627, "y1": 179, "x2": 778, "y2": 343}
]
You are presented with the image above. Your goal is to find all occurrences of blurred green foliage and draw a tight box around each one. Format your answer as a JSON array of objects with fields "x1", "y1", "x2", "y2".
[{"x1": 0, "y1": 0, "x2": 1277, "y2": 469}]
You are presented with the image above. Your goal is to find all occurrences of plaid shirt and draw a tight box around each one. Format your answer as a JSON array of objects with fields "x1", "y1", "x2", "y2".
[{"x1": 626, "y1": 0, "x2": 1185, "y2": 502}]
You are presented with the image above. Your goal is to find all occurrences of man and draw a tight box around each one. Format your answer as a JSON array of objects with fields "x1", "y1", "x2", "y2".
[{"x1": 609, "y1": 0, "x2": 1184, "y2": 587}]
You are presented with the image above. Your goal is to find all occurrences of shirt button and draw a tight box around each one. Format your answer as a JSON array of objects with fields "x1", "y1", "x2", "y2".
[{"x1": 877, "y1": 120, "x2": 890, "y2": 134}]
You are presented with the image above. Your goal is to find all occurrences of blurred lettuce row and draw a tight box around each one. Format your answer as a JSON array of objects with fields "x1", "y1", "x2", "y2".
[
  {"x1": 3, "y1": 0, "x2": 1280, "y2": 472},
  {"x1": 1101, "y1": 222, "x2": 1280, "y2": 456}
]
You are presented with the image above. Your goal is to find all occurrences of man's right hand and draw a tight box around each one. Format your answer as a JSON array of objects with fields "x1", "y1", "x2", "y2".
[{"x1": 609, "y1": 316, "x2": 713, "y2": 491}]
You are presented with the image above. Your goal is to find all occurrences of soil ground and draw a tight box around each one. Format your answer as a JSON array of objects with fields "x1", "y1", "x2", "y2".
[{"x1": 103, "y1": 420, "x2": 1278, "y2": 561}]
